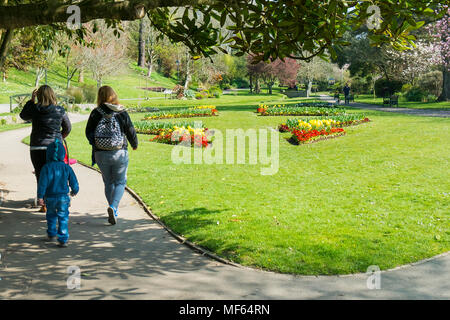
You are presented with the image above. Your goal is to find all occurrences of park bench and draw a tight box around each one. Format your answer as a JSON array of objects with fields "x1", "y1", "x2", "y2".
[
  {"x1": 9, "y1": 93, "x2": 75, "y2": 112},
  {"x1": 383, "y1": 95, "x2": 399, "y2": 107}
]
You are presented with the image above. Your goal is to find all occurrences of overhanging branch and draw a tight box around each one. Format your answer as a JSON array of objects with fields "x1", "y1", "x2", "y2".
[{"x1": 0, "y1": 0, "x2": 216, "y2": 29}]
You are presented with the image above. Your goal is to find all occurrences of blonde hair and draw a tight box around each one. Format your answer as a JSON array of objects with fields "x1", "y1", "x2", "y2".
[
  {"x1": 37, "y1": 85, "x2": 57, "y2": 107},
  {"x1": 97, "y1": 86, "x2": 120, "y2": 107}
]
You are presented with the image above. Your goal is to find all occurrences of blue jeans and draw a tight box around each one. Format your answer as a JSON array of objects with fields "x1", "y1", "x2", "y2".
[
  {"x1": 46, "y1": 195, "x2": 71, "y2": 243},
  {"x1": 95, "y1": 150, "x2": 129, "y2": 211}
]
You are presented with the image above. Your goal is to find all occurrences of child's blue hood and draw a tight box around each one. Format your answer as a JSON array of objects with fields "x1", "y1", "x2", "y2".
[{"x1": 46, "y1": 139, "x2": 66, "y2": 162}]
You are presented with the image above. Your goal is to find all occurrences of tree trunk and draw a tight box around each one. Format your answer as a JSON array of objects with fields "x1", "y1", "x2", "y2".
[
  {"x1": 35, "y1": 67, "x2": 44, "y2": 88},
  {"x1": 78, "y1": 69, "x2": 84, "y2": 83},
  {"x1": 0, "y1": 28, "x2": 13, "y2": 71},
  {"x1": 268, "y1": 82, "x2": 273, "y2": 95},
  {"x1": 138, "y1": 19, "x2": 146, "y2": 67},
  {"x1": 255, "y1": 78, "x2": 260, "y2": 94},
  {"x1": 184, "y1": 57, "x2": 191, "y2": 91},
  {"x1": 146, "y1": 56, "x2": 153, "y2": 77},
  {"x1": 249, "y1": 74, "x2": 253, "y2": 93},
  {"x1": 306, "y1": 80, "x2": 312, "y2": 97},
  {"x1": 438, "y1": 67, "x2": 449, "y2": 102}
]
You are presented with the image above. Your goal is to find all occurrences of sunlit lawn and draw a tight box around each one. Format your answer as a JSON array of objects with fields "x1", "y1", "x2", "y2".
[
  {"x1": 61, "y1": 106, "x2": 450, "y2": 275},
  {"x1": 354, "y1": 94, "x2": 450, "y2": 110}
]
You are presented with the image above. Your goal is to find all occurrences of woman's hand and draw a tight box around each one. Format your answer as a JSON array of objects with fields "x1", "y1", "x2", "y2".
[{"x1": 31, "y1": 89, "x2": 38, "y2": 103}]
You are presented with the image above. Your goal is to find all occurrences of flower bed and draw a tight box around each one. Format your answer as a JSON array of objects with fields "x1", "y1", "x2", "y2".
[
  {"x1": 257, "y1": 102, "x2": 338, "y2": 114},
  {"x1": 258, "y1": 104, "x2": 344, "y2": 117},
  {"x1": 134, "y1": 120, "x2": 206, "y2": 135},
  {"x1": 151, "y1": 126, "x2": 212, "y2": 148},
  {"x1": 279, "y1": 115, "x2": 370, "y2": 145},
  {"x1": 142, "y1": 107, "x2": 218, "y2": 120},
  {"x1": 289, "y1": 128, "x2": 346, "y2": 145},
  {"x1": 279, "y1": 114, "x2": 370, "y2": 132}
]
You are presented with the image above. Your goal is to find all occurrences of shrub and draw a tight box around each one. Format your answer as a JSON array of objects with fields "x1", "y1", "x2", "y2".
[
  {"x1": 195, "y1": 93, "x2": 204, "y2": 100},
  {"x1": 375, "y1": 79, "x2": 403, "y2": 97},
  {"x1": 209, "y1": 86, "x2": 222, "y2": 99},
  {"x1": 73, "y1": 106, "x2": 82, "y2": 113},
  {"x1": 85, "y1": 107, "x2": 91, "y2": 112},
  {"x1": 82, "y1": 85, "x2": 97, "y2": 103},
  {"x1": 417, "y1": 71, "x2": 443, "y2": 97},
  {"x1": 12, "y1": 116, "x2": 17, "y2": 123},
  {"x1": 350, "y1": 77, "x2": 371, "y2": 94},
  {"x1": 66, "y1": 87, "x2": 84, "y2": 104},
  {"x1": 231, "y1": 78, "x2": 249, "y2": 88},
  {"x1": 184, "y1": 89, "x2": 196, "y2": 99},
  {"x1": 12, "y1": 106, "x2": 22, "y2": 114},
  {"x1": 0, "y1": 119, "x2": 6, "y2": 125},
  {"x1": 401, "y1": 83, "x2": 412, "y2": 93},
  {"x1": 404, "y1": 87, "x2": 428, "y2": 102},
  {"x1": 426, "y1": 94, "x2": 438, "y2": 102}
]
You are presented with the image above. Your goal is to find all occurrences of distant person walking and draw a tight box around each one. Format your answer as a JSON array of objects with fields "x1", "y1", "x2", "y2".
[
  {"x1": 20, "y1": 85, "x2": 72, "y2": 212},
  {"x1": 85, "y1": 86, "x2": 138, "y2": 225},
  {"x1": 343, "y1": 83, "x2": 351, "y2": 105}
]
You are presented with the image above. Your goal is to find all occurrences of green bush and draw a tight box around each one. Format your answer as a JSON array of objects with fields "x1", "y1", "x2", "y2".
[
  {"x1": 82, "y1": 85, "x2": 97, "y2": 103},
  {"x1": 426, "y1": 94, "x2": 438, "y2": 102},
  {"x1": 401, "y1": 83, "x2": 412, "y2": 93},
  {"x1": 66, "y1": 87, "x2": 84, "y2": 104},
  {"x1": 375, "y1": 79, "x2": 403, "y2": 97},
  {"x1": 350, "y1": 77, "x2": 371, "y2": 94},
  {"x1": 73, "y1": 106, "x2": 82, "y2": 113},
  {"x1": 184, "y1": 89, "x2": 196, "y2": 99},
  {"x1": 12, "y1": 106, "x2": 22, "y2": 114},
  {"x1": 417, "y1": 71, "x2": 443, "y2": 97},
  {"x1": 85, "y1": 107, "x2": 92, "y2": 112},
  {"x1": 404, "y1": 87, "x2": 428, "y2": 102},
  {"x1": 0, "y1": 119, "x2": 7, "y2": 125},
  {"x1": 209, "y1": 86, "x2": 222, "y2": 98},
  {"x1": 12, "y1": 116, "x2": 17, "y2": 123},
  {"x1": 195, "y1": 93, "x2": 204, "y2": 100},
  {"x1": 231, "y1": 78, "x2": 249, "y2": 88}
]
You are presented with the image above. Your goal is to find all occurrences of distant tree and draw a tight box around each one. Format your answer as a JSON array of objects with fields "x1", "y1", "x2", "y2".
[
  {"x1": 138, "y1": 19, "x2": 146, "y2": 67},
  {"x1": 77, "y1": 22, "x2": 127, "y2": 88},
  {"x1": 427, "y1": 7, "x2": 449, "y2": 101}
]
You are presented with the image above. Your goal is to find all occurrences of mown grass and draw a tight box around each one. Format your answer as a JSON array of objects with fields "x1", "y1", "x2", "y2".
[
  {"x1": 0, "y1": 123, "x2": 30, "y2": 133},
  {"x1": 62, "y1": 106, "x2": 449, "y2": 275},
  {"x1": 354, "y1": 94, "x2": 450, "y2": 110},
  {"x1": 0, "y1": 59, "x2": 178, "y2": 103}
]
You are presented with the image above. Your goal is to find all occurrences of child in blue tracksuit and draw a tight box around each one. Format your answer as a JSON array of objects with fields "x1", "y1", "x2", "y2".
[{"x1": 37, "y1": 139, "x2": 79, "y2": 247}]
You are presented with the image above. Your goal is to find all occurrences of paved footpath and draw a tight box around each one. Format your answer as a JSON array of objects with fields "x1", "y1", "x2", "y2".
[
  {"x1": 319, "y1": 95, "x2": 450, "y2": 118},
  {"x1": 0, "y1": 113, "x2": 449, "y2": 299}
]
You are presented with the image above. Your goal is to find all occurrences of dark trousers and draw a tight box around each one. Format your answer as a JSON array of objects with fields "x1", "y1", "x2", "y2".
[{"x1": 30, "y1": 150, "x2": 47, "y2": 183}]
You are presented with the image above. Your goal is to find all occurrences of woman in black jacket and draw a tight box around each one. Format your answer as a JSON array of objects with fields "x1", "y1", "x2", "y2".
[
  {"x1": 20, "y1": 85, "x2": 72, "y2": 212},
  {"x1": 85, "y1": 86, "x2": 138, "y2": 225}
]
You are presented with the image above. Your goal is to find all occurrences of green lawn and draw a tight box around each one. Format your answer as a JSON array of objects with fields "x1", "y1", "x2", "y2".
[
  {"x1": 0, "y1": 123, "x2": 30, "y2": 133},
  {"x1": 354, "y1": 94, "x2": 450, "y2": 110},
  {"x1": 0, "y1": 59, "x2": 178, "y2": 103},
  {"x1": 62, "y1": 106, "x2": 449, "y2": 275}
]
